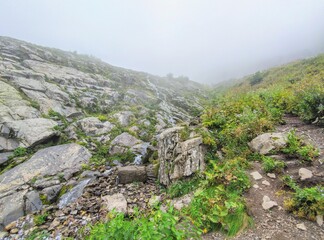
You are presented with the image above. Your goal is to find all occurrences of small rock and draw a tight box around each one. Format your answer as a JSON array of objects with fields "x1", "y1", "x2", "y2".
[
  {"x1": 262, "y1": 180, "x2": 270, "y2": 186},
  {"x1": 101, "y1": 193, "x2": 128, "y2": 213},
  {"x1": 299, "y1": 168, "x2": 313, "y2": 180},
  {"x1": 251, "y1": 171, "x2": 263, "y2": 180},
  {"x1": 148, "y1": 195, "x2": 161, "y2": 207},
  {"x1": 10, "y1": 228, "x2": 19, "y2": 234},
  {"x1": 253, "y1": 184, "x2": 259, "y2": 189},
  {"x1": 267, "y1": 173, "x2": 276, "y2": 179},
  {"x1": 262, "y1": 195, "x2": 278, "y2": 210},
  {"x1": 316, "y1": 215, "x2": 323, "y2": 226},
  {"x1": 296, "y1": 223, "x2": 307, "y2": 231},
  {"x1": 5, "y1": 222, "x2": 16, "y2": 231},
  {"x1": 0, "y1": 231, "x2": 8, "y2": 238}
]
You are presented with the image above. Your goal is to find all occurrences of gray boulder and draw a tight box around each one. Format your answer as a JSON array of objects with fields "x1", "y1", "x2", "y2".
[
  {"x1": 113, "y1": 111, "x2": 134, "y2": 126},
  {"x1": 0, "y1": 152, "x2": 12, "y2": 165},
  {"x1": 0, "y1": 143, "x2": 91, "y2": 193},
  {"x1": 117, "y1": 166, "x2": 147, "y2": 184},
  {"x1": 25, "y1": 191, "x2": 43, "y2": 213},
  {"x1": 0, "y1": 190, "x2": 27, "y2": 230},
  {"x1": 158, "y1": 127, "x2": 206, "y2": 186},
  {"x1": 0, "y1": 118, "x2": 58, "y2": 151},
  {"x1": 77, "y1": 117, "x2": 114, "y2": 136},
  {"x1": 249, "y1": 133, "x2": 287, "y2": 155},
  {"x1": 109, "y1": 132, "x2": 142, "y2": 155},
  {"x1": 58, "y1": 179, "x2": 91, "y2": 209}
]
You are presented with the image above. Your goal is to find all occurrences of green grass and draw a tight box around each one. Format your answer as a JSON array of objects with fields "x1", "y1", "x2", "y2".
[
  {"x1": 261, "y1": 156, "x2": 285, "y2": 173},
  {"x1": 167, "y1": 177, "x2": 200, "y2": 199}
]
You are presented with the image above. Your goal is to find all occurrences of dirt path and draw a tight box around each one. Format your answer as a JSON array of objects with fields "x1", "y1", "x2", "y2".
[{"x1": 203, "y1": 115, "x2": 324, "y2": 240}]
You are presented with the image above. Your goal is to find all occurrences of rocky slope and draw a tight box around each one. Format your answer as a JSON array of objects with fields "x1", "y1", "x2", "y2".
[{"x1": 0, "y1": 36, "x2": 207, "y2": 238}]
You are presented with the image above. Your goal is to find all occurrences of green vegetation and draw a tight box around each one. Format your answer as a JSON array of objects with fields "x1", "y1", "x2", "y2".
[
  {"x1": 261, "y1": 156, "x2": 285, "y2": 173},
  {"x1": 167, "y1": 177, "x2": 200, "y2": 199},
  {"x1": 26, "y1": 229, "x2": 50, "y2": 240},
  {"x1": 282, "y1": 176, "x2": 324, "y2": 221},
  {"x1": 281, "y1": 130, "x2": 319, "y2": 162},
  {"x1": 84, "y1": 209, "x2": 200, "y2": 240},
  {"x1": 33, "y1": 212, "x2": 49, "y2": 226}
]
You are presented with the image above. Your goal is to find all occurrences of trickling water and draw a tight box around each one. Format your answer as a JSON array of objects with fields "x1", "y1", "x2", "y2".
[{"x1": 133, "y1": 142, "x2": 150, "y2": 165}]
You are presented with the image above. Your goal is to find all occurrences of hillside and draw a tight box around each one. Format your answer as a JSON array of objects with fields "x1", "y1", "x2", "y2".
[{"x1": 0, "y1": 38, "x2": 323, "y2": 240}]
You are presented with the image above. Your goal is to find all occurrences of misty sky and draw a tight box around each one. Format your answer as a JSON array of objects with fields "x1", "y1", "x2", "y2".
[{"x1": 0, "y1": 0, "x2": 324, "y2": 83}]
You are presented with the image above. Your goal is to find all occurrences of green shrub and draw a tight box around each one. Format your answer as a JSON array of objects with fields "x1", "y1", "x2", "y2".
[
  {"x1": 167, "y1": 177, "x2": 200, "y2": 199},
  {"x1": 184, "y1": 185, "x2": 251, "y2": 236},
  {"x1": 282, "y1": 130, "x2": 319, "y2": 161},
  {"x1": 261, "y1": 156, "x2": 285, "y2": 173},
  {"x1": 33, "y1": 212, "x2": 49, "y2": 226}
]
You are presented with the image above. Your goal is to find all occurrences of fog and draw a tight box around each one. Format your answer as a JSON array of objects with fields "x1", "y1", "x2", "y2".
[{"x1": 0, "y1": 0, "x2": 324, "y2": 83}]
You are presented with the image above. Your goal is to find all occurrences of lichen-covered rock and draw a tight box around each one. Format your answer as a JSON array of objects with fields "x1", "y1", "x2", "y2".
[
  {"x1": 76, "y1": 117, "x2": 114, "y2": 136},
  {"x1": 249, "y1": 132, "x2": 287, "y2": 155},
  {"x1": 158, "y1": 127, "x2": 206, "y2": 186},
  {"x1": 0, "y1": 118, "x2": 58, "y2": 151}
]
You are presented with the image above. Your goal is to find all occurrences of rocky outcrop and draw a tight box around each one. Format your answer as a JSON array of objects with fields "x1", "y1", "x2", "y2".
[
  {"x1": 0, "y1": 118, "x2": 58, "y2": 151},
  {"x1": 249, "y1": 133, "x2": 287, "y2": 155},
  {"x1": 158, "y1": 127, "x2": 206, "y2": 186},
  {"x1": 0, "y1": 143, "x2": 91, "y2": 229},
  {"x1": 76, "y1": 117, "x2": 114, "y2": 136}
]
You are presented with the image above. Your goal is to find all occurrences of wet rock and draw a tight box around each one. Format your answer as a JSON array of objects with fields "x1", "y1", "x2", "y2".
[
  {"x1": 117, "y1": 166, "x2": 147, "y2": 184},
  {"x1": 25, "y1": 191, "x2": 43, "y2": 213},
  {"x1": 251, "y1": 171, "x2": 263, "y2": 180},
  {"x1": 158, "y1": 127, "x2": 206, "y2": 186},
  {"x1": 58, "y1": 179, "x2": 91, "y2": 209},
  {"x1": 262, "y1": 196, "x2": 278, "y2": 210},
  {"x1": 101, "y1": 193, "x2": 127, "y2": 213},
  {"x1": 298, "y1": 168, "x2": 313, "y2": 180},
  {"x1": 249, "y1": 133, "x2": 287, "y2": 155}
]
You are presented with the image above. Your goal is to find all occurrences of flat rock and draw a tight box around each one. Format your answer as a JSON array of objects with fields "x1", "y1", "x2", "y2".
[
  {"x1": 58, "y1": 179, "x2": 91, "y2": 209},
  {"x1": 0, "y1": 118, "x2": 58, "y2": 151},
  {"x1": 262, "y1": 180, "x2": 270, "y2": 186},
  {"x1": 77, "y1": 117, "x2": 114, "y2": 136},
  {"x1": 296, "y1": 223, "x2": 307, "y2": 231},
  {"x1": 267, "y1": 173, "x2": 276, "y2": 179},
  {"x1": 298, "y1": 168, "x2": 313, "y2": 180},
  {"x1": 101, "y1": 193, "x2": 127, "y2": 213},
  {"x1": 262, "y1": 195, "x2": 278, "y2": 210},
  {"x1": 249, "y1": 132, "x2": 287, "y2": 155},
  {"x1": 117, "y1": 166, "x2": 147, "y2": 184},
  {"x1": 0, "y1": 143, "x2": 91, "y2": 193},
  {"x1": 251, "y1": 171, "x2": 263, "y2": 180}
]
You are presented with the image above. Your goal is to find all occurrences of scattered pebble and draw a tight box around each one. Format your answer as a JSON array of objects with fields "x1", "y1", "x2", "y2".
[
  {"x1": 267, "y1": 173, "x2": 276, "y2": 179},
  {"x1": 298, "y1": 168, "x2": 313, "y2": 180},
  {"x1": 262, "y1": 180, "x2": 270, "y2": 186},
  {"x1": 296, "y1": 223, "x2": 307, "y2": 231},
  {"x1": 262, "y1": 195, "x2": 278, "y2": 210},
  {"x1": 316, "y1": 215, "x2": 323, "y2": 226},
  {"x1": 253, "y1": 184, "x2": 259, "y2": 189}
]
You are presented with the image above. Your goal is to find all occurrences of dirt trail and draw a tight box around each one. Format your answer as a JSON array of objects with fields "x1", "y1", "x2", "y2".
[{"x1": 203, "y1": 115, "x2": 324, "y2": 240}]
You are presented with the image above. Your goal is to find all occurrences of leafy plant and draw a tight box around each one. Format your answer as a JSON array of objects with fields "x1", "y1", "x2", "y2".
[
  {"x1": 33, "y1": 212, "x2": 49, "y2": 226},
  {"x1": 167, "y1": 177, "x2": 200, "y2": 199},
  {"x1": 261, "y1": 156, "x2": 285, "y2": 173}
]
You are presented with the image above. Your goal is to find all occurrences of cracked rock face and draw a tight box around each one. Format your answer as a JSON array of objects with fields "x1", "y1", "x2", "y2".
[{"x1": 158, "y1": 127, "x2": 206, "y2": 186}]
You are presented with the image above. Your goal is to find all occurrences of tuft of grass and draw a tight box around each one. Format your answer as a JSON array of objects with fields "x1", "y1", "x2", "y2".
[{"x1": 33, "y1": 212, "x2": 49, "y2": 226}]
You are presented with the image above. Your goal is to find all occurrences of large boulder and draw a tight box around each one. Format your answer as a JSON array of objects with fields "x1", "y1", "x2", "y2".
[
  {"x1": 0, "y1": 80, "x2": 40, "y2": 122},
  {"x1": 117, "y1": 166, "x2": 147, "y2": 184},
  {"x1": 0, "y1": 143, "x2": 91, "y2": 193},
  {"x1": 249, "y1": 132, "x2": 287, "y2": 155},
  {"x1": 0, "y1": 118, "x2": 58, "y2": 151},
  {"x1": 109, "y1": 132, "x2": 143, "y2": 155},
  {"x1": 76, "y1": 117, "x2": 114, "y2": 136},
  {"x1": 158, "y1": 127, "x2": 206, "y2": 186}
]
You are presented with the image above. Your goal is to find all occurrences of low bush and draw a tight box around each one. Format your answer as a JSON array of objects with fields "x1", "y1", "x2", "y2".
[{"x1": 261, "y1": 156, "x2": 285, "y2": 173}]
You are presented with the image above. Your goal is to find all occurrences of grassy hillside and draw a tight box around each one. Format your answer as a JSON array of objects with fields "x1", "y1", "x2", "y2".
[{"x1": 74, "y1": 56, "x2": 324, "y2": 239}]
